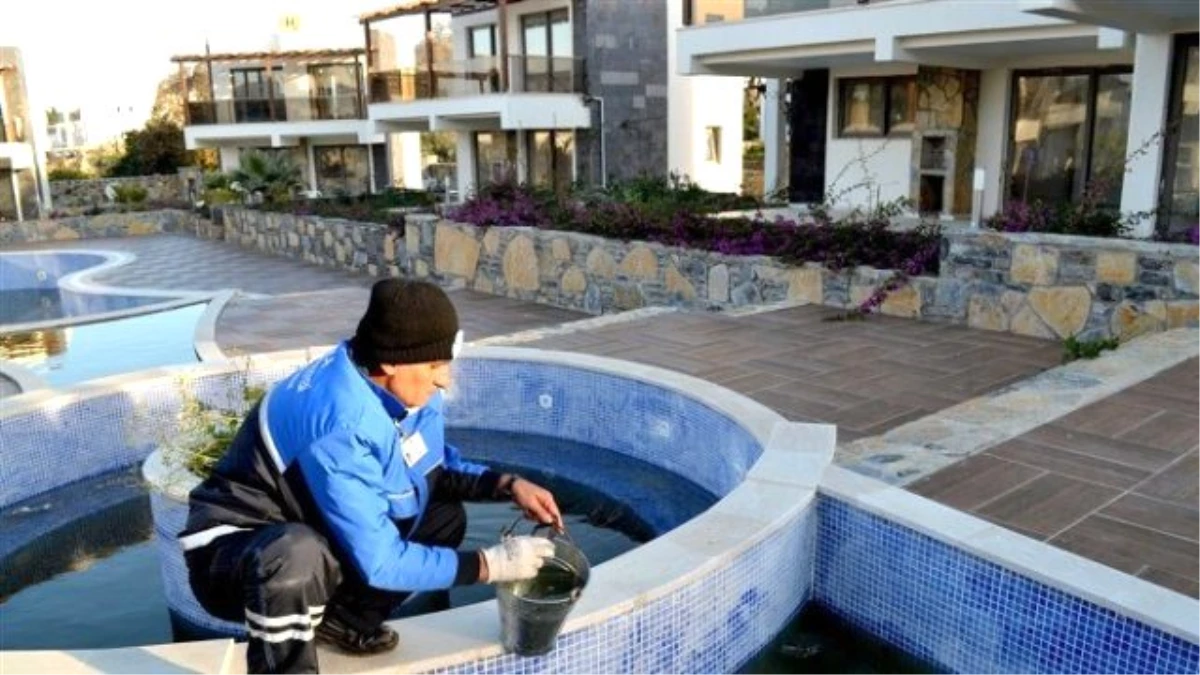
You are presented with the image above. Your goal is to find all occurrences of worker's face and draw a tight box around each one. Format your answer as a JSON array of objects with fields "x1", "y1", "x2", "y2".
[{"x1": 380, "y1": 360, "x2": 452, "y2": 409}]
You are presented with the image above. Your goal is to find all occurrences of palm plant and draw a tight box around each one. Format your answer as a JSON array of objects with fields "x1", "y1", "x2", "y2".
[{"x1": 231, "y1": 150, "x2": 304, "y2": 204}]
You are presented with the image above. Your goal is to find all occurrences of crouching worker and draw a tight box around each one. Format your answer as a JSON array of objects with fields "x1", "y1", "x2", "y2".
[{"x1": 179, "y1": 279, "x2": 563, "y2": 674}]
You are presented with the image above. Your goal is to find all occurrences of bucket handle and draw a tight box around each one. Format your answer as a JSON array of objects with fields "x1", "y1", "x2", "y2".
[{"x1": 500, "y1": 515, "x2": 577, "y2": 547}]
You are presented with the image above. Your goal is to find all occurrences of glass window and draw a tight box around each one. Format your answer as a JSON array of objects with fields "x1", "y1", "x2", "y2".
[
  {"x1": 838, "y1": 77, "x2": 914, "y2": 137},
  {"x1": 839, "y1": 80, "x2": 885, "y2": 136},
  {"x1": 308, "y1": 64, "x2": 362, "y2": 120},
  {"x1": 1006, "y1": 70, "x2": 1131, "y2": 206},
  {"x1": 231, "y1": 67, "x2": 285, "y2": 122},
  {"x1": 474, "y1": 131, "x2": 517, "y2": 187},
  {"x1": 553, "y1": 131, "x2": 574, "y2": 193},
  {"x1": 521, "y1": 10, "x2": 572, "y2": 92},
  {"x1": 315, "y1": 145, "x2": 369, "y2": 195},
  {"x1": 888, "y1": 78, "x2": 916, "y2": 135},
  {"x1": 470, "y1": 25, "x2": 496, "y2": 57},
  {"x1": 525, "y1": 131, "x2": 574, "y2": 192},
  {"x1": 528, "y1": 131, "x2": 553, "y2": 188},
  {"x1": 1161, "y1": 35, "x2": 1199, "y2": 238}
]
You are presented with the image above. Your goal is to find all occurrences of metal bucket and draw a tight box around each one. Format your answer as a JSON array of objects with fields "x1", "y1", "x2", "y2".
[{"x1": 495, "y1": 521, "x2": 590, "y2": 656}]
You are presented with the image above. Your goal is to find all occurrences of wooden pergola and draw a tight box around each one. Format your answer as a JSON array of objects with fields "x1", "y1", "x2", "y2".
[
  {"x1": 169, "y1": 48, "x2": 368, "y2": 125},
  {"x1": 359, "y1": 0, "x2": 523, "y2": 92}
]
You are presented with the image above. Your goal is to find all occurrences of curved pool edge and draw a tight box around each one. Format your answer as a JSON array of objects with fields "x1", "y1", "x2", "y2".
[
  {"x1": 192, "y1": 289, "x2": 239, "y2": 363},
  {"x1": 0, "y1": 248, "x2": 216, "y2": 335},
  {"x1": 2, "y1": 345, "x2": 824, "y2": 674},
  {"x1": 0, "y1": 359, "x2": 50, "y2": 395}
]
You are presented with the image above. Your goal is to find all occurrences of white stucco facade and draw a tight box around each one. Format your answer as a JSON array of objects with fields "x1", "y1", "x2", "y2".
[{"x1": 675, "y1": 0, "x2": 1197, "y2": 234}]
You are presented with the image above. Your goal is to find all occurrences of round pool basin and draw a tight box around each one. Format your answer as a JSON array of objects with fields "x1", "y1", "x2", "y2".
[{"x1": 0, "y1": 345, "x2": 830, "y2": 673}]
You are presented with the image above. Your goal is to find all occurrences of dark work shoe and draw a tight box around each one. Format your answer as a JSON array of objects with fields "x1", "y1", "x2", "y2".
[{"x1": 315, "y1": 616, "x2": 399, "y2": 656}]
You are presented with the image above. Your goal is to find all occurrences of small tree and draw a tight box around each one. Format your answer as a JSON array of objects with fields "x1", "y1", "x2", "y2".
[{"x1": 108, "y1": 118, "x2": 189, "y2": 176}]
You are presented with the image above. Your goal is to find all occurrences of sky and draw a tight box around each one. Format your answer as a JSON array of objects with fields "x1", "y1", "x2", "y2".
[{"x1": 1, "y1": 0, "x2": 422, "y2": 139}]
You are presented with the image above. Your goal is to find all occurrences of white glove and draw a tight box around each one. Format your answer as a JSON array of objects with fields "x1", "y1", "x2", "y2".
[{"x1": 481, "y1": 536, "x2": 555, "y2": 584}]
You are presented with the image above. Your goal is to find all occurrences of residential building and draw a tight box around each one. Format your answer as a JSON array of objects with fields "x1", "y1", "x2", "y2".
[
  {"x1": 173, "y1": 47, "x2": 393, "y2": 195},
  {"x1": 676, "y1": 0, "x2": 1199, "y2": 238},
  {"x1": 362, "y1": 0, "x2": 745, "y2": 200},
  {"x1": 1, "y1": 46, "x2": 51, "y2": 221}
]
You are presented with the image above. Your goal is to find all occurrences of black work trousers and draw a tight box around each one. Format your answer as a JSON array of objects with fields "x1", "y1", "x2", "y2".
[{"x1": 185, "y1": 500, "x2": 467, "y2": 674}]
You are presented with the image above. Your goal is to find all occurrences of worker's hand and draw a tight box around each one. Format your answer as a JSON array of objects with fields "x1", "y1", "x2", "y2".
[
  {"x1": 511, "y1": 478, "x2": 564, "y2": 532},
  {"x1": 480, "y1": 536, "x2": 555, "y2": 584}
]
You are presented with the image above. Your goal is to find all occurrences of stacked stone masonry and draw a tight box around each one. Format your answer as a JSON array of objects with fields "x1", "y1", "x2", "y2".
[
  {"x1": 49, "y1": 175, "x2": 188, "y2": 209},
  {"x1": 0, "y1": 209, "x2": 201, "y2": 244},
  {"x1": 11, "y1": 206, "x2": 1185, "y2": 344}
]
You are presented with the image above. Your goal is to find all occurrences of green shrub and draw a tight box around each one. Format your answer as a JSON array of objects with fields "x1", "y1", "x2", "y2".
[
  {"x1": 1062, "y1": 335, "x2": 1121, "y2": 363},
  {"x1": 112, "y1": 183, "x2": 149, "y2": 204},
  {"x1": 48, "y1": 167, "x2": 91, "y2": 181}
]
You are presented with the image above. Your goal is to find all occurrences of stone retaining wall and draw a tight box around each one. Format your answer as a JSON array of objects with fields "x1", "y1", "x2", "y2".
[
  {"x1": 49, "y1": 174, "x2": 187, "y2": 209},
  {"x1": 944, "y1": 231, "x2": 1199, "y2": 341},
  {"x1": 0, "y1": 209, "x2": 201, "y2": 244},
  {"x1": 213, "y1": 207, "x2": 1200, "y2": 341}
]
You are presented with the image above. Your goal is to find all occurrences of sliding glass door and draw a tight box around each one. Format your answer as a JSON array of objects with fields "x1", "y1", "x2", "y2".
[
  {"x1": 1160, "y1": 33, "x2": 1199, "y2": 238},
  {"x1": 1007, "y1": 68, "x2": 1131, "y2": 207}
]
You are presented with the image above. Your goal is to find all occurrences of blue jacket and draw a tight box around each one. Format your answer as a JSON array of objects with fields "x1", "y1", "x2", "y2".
[{"x1": 181, "y1": 341, "x2": 501, "y2": 592}]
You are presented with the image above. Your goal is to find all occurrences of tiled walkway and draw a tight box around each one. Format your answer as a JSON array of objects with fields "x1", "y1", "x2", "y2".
[
  {"x1": 8, "y1": 235, "x2": 374, "y2": 295},
  {"x1": 2, "y1": 234, "x2": 1196, "y2": 599},
  {"x1": 910, "y1": 358, "x2": 1199, "y2": 597},
  {"x1": 217, "y1": 287, "x2": 588, "y2": 356},
  {"x1": 526, "y1": 306, "x2": 1063, "y2": 443}
]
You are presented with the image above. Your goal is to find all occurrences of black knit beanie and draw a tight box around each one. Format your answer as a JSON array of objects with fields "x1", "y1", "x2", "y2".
[{"x1": 352, "y1": 279, "x2": 461, "y2": 366}]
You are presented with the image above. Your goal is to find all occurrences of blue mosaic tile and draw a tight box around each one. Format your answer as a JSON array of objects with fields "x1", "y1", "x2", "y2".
[
  {"x1": 448, "y1": 359, "x2": 762, "y2": 497},
  {"x1": 429, "y1": 505, "x2": 816, "y2": 674},
  {"x1": 815, "y1": 496, "x2": 1200, "y2": 674}
]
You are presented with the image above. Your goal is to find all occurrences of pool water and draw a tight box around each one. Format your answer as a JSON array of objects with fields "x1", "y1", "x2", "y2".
[
  {"x1": 0, "y1": 288, "x2": 170, "y2": 325},
  {"x1": 0, "y1": 433, "x2": 716, "y2": 650},
  {"x1": 0, "y1": 303, "x2": 206, "y2": 387}
]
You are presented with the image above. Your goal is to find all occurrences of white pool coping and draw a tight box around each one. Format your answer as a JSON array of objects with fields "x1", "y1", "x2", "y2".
[
  {"x1": 1, "y1": 347, "x2": 1197, "y2": 674},
  {"x1": 0, "y1": 249, "x2": 215, "y2": 335}
]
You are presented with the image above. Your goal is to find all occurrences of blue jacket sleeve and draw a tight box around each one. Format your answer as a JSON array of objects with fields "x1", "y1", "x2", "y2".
[
  {"x1": 296, "y1": 427, "x2": 464, "y2": 592},
  {"x1": 444, "y1": 442, "x2": 489, "y2": 476}
]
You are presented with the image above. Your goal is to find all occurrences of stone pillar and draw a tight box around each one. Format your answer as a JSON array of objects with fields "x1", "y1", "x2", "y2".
[
  {"x1": 762, "y1": 78, "x2": 789, "y2": 200},
  {"x1": 1121, "y1": 33, "x2": 1173, "y2": 239},
  {"x1": 911, "y1": 67, "x2": 980, "y2": 218}
]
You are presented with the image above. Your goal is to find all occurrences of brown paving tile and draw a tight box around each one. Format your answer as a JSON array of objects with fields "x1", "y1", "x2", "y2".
[
  {"x1": 1134, "y1": 451, "x2": 1199, "y2": 506},
  {"x1": 1116, "y1": 410, "x2": 1199, "y2": 454},
  {"x1": 1107, "y1": 389, "x2": 1199, "y2": 416},
  {"x1": 831, "y1": 400, "x2": 928, "y2": 435},
  {"x1": 808, "y1": 366, "x2": 892, "y2": 391},
  {"x1": 1054, "y1": 399, "x2": 1166, "y2": 437},
  {"x1": 985, "y1": 438, "x2": 1152, "y2": 490},
  {"x1": 975, "y1": 473, "x2": 1121, "y2": 538},
  {"x1": 975, "y1": 513, "x2": 1048, "y2": 542},
  {"x1": 1024, "y1": 425, "x2": 1180, "y2": 472},
  {"x1": 717, "y1": 371, "x2": 797, "y2": 395},
  {"x1": 1137, "y1": 567, "x2": 1200, "y2": 598},
  {"x1": 744, "y1": 355, "x2": 840, "y2": 379},
  {"x1": 1099, "y1": 494, "x2": 1199, "y2": 542},
  {"x1": 745, "y1": 388, "x2": 842, "y2": 422},
  {"x1": 907, "y1": 454, "x2": 1046, "y2": 512},
  {"x1": 1051, "y1": 514, "x2": 1199, "y2": 579},
  {"x1": 761, "y1": 381, "x2": 872, "y2": 411}
]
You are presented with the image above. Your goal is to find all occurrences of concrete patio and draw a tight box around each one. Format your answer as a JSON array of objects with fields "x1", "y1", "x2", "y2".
[{"x1": 3, "y1": 234, "x2": 1197, "y2": 599}]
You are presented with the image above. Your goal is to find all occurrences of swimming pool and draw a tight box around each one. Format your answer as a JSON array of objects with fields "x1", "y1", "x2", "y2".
[
  {"x1": 0, "y1": 250, "x2": 214, "y2": 392},
  {"x1": 0, "y1": 250, "x2": 205, "y2": 331}
]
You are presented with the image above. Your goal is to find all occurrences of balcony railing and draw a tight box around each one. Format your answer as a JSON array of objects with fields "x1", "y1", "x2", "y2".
[
  {"x1": 368, "y1": 55, "x2": 584, "y2": 104},
  {"x1": 686, "y1": 0, "x2": 889, "y2": 26},
  {"x1": 186, "y1": 96, "x2": 365, "y2": 125}
]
